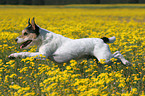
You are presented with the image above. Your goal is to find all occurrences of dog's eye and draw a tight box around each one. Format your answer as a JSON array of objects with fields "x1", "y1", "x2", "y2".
[{"x1": 24, "y1": 32, "x2": 28, "y2": 36}]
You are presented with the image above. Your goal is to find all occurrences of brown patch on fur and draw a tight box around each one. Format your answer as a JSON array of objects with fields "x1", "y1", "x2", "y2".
[
  {"x1": 20, "y1": 29, "x2": 37, "y2": 39},
  {"x1": 28, "y1": 33, "x2": 37, "y2": 39}
]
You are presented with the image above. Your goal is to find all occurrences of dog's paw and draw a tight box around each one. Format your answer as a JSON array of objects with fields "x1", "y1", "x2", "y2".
[
  {"x1": 8, "y1": 53, "x2": 19, "y2": 59},
  {"x1": 124, "y1": 60, "x2": 132, "y2": 66},
  {"x1": 113, "y1": 51, "x2": 121, "y2": 56},
  {"x1": 8, "y1": 56, "x2": 16, "y2": 59},
  {"x1": 8, "y1": 54, "x2": 15, "y2": 59}
]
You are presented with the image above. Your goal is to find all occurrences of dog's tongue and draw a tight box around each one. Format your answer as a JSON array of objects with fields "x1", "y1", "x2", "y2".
[
  {"x1": 20, "y1": 40, "x2": 32, "y2": 49},
  {"x1": 20, "y1": 44, "x2": 24, "y2": 49},
  {"x1": 20, "y1": 46, "x2": 22, "y2": 49}
]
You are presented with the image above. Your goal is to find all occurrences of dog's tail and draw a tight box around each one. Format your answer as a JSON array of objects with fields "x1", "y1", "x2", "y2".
[{"x1": 101, "y1": 36, "x2": 116, "y2": 43}]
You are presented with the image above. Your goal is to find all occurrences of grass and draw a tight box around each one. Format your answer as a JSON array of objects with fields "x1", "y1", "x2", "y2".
[{"x1": 0, "y1": 4, "x2": 144, "y2": 96}]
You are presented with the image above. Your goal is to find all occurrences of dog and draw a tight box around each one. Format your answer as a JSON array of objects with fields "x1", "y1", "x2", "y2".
[{"x1": 8, "y1": 18, "x2": 131, "y2": 66}]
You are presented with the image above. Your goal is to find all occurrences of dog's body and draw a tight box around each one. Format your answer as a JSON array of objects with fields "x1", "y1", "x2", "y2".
[
  {"x1": 38, "y1": 29, "x2": 113, "y2": 63},
  {"x1": 8, "y1": 18, "x2": 131, "y2": 66}
]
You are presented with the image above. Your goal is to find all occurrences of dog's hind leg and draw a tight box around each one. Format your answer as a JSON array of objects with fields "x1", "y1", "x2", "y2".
[
  {"x1": 93, "y1": 44, "x2": 131, "y2": 66},
  {"x1": 112, "y1": 51, "x2": 131, "y2": 66},
  {"x1": 93, "y1": 44, "x2": 112, "y2": 64}
]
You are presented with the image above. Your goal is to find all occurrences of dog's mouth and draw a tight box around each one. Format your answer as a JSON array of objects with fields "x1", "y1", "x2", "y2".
[{"x1": 20, "y1": 40, "x2": 32, "y2": 49}]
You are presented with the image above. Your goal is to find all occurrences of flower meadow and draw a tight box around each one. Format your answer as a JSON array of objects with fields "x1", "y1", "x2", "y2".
[{"x1": 0, "y1": 5, "x2": 145, "y2": 96}]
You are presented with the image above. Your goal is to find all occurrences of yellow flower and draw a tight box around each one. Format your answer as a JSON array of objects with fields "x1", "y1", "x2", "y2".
[
  {"x1": 9, "y1": 74, "x2": 17, "y2": 78},
  {"x1": 0, "y1": 59, "x2": 2, "y2": 63},
  {"x1": 9, "y1": 84, "x2": 21, "y2": 90},
  {"x1": 118, "y1": 83, "x2": 125, "y2": 87},
  {"x1": 66, "y1": 66, "x2": 71, "y2": 70},
  {"x1": 132, "y1": 88, "x2": 137, "y2": 93},
  {"x1": 24, "y1": 92, "x2": 35, "y2": 96}
]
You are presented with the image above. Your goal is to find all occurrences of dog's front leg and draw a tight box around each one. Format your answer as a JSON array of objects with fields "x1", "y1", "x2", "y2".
[{"x1": 8, "y1": 52, "x2": 45, "y2": 59}]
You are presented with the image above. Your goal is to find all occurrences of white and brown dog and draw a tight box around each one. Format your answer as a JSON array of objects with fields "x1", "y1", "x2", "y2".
[{"x1": 8, "y1": 18, "x2": 131, "y2": 66}]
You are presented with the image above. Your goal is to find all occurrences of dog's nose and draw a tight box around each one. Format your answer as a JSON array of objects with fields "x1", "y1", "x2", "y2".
[{"x1": 15, "y1": 38, "x2": 18, "y2": 42}]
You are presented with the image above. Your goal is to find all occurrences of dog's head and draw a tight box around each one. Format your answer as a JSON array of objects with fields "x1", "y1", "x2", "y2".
[{"x1": 16, "y1": 18, "x2": 40, "y2": 49}]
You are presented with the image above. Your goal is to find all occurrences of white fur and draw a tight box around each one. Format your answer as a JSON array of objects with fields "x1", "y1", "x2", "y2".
[
  {"x1": 9, "y1": 27, "x2": 131, "y2": 66},
  {"x1": 16, "y1": 37, "x2": 25, "y2": 43}
]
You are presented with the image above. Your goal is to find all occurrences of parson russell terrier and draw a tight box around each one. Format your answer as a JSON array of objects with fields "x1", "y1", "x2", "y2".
[{"x1": 8, "y1": 18, "x2": 131, "y2": 66}]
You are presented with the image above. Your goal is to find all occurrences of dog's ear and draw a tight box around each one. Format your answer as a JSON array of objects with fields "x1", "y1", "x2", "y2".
[
  {"x1": 31, "y1": 17, "x2": 36, "y2": 30},
  {"x1": 31, "y1": 17, "x2": 39, "y2": 36},
  {"x1": 28, "y1": 18, "x2": 31, "y2": 25}
]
